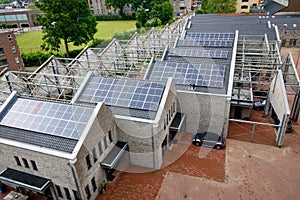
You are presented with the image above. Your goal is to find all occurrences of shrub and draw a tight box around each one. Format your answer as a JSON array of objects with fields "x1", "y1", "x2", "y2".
[
  {"x1": 136, "y1": 21, "x2": 142, "y2": 29},
  {"x1": 145, "y1": 18, "x2": 158, "y2": 27},
  {"x1": 22, "y1": 52, "x2": 52, "y2": 67}
]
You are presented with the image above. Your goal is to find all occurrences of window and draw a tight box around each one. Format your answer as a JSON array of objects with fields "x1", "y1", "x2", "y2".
[
  {"x1": 55, "y1": 185, "x2": 63, "y2": 198},
  {"x1": 289, "y1": 39, "x2": 297, "y2": 47},
  {"x1": 104, "y1": 136, "x2": 108, "y2": 150},
  {"x1": 7, "y1": 34, "x2": 13, "y2": 42},
  {"x1": 22, "y1": 158, "x2": 29, "y2": 168},
  {"x1": 0, "y1": 59, "x2": 7, "y2": 67},
  {"x1": 30, "y1": 160, "x2": 38, "y2": 171},
  {"x1": 108, "y1": 130, "x2": 113, "y2": 143},
  {"x1": 92, "y1": 148, "x2": 97, "y2": 163},
  {"x1": 0, "y1": 48, "x2": 4, "y2": 55},
  {"x1": 11, "y1": 45, "x2": 16, "y2": 53},
  {"x1": 64, "y1": 188, "x2": 71, "y2": 200},
  {"x1": 85, "y1": 185, "x2": 91, "y2": 199},
  {"x1": 98, "y1": 141, "x2": 103, "y2": 157},
  {"x1": 86, "y1": 155, "x2": 92, "y2": 170},
  {"x1": 91, "y1": 177, "x2": 97, "y2": 192},
  {"x1": 173, "y1": 102, "x2": 176, "y2": 113},
  {"x1": 241, "y1": 5, "x2": 248, "y2": 9},
  {"x1": 18, "y1": 66, "x2": 23, "y2": 72},
  {"x1": 15, "y1": 56, "x2": 20, "y2": 64},
  {"x1": 73, "y1": 190, "x2": 80, "y2": 200},
  {"x1": 242, "y1": 0, "x2": 249, "y2": 2},
  {"x1": 14, "y1": 156, "x2": 21, "y2": 166}
]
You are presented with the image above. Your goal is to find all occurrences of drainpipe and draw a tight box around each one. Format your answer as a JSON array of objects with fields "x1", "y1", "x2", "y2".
[
  {"x1": 151, "y1": 125, "x2": 156, "y2": 169},
  {"x1": 68, "y1": 161, "x2": 82, "y2": 200}
]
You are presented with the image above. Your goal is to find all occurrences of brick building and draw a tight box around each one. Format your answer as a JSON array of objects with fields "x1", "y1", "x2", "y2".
[
  {"x1": 0, "y1": 31, "x2": 24, "y2": 72},
  {"x1": 0, "y1": 92, "x2": 122, "y2": 200}
]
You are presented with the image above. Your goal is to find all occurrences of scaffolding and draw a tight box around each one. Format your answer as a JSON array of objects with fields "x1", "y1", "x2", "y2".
[{"x1": 0, "y1": 17, "x2": 188, "y2": 105}]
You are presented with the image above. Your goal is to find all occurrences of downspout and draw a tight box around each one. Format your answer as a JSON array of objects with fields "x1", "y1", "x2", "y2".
[
  {"x1": 151, "y1": 125, "x2": 156, "y2": 169},
  {"x1": 68, "y1": 161, "x2": 82, "y2": 200}
]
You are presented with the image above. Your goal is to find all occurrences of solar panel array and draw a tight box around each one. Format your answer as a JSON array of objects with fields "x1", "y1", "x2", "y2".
[
  {"x1": 150, "y1": 61, "x2": 225, "y2": 88},
  {"x1": 78, "y1": 77, "x2": 165, "y2": 111},
  {"x1": 168, "y1": 48, "x2": 229, "y2": 59},
  {"x1": 0, "y1": 99, "x2": 94, "y2": 140},
  {"x1": 185, "y1": 33, "x2": 234, "y2": 40},
  {"x1": 177, "y1": 39, "x2": 233, "y2": 48}
]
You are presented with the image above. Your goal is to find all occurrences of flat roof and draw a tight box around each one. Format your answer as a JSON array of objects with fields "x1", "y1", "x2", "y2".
[
  {"x1": 0, "y1": 168, "x2": 52, "y2": 193},
  {"x1": 144, "y1": 29, "x2": 234, "y2": 95},
  {"x1": 189, "y1": 14, "x2": 278, "y2": 40}
]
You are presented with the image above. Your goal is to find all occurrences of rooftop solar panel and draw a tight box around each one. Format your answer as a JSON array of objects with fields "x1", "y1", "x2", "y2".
[
  {"x1": 168, "y1": 48, "x2": 229, "y2": 59},
  {"x1": 0, "y1": 99, "x2": 94, "y2": 140},
  {"x1": 185, "y1": 33, "x2": 234, "y2": 40},
  {"x1": 150, "y1": 61, "x2": 226, "y2": 88},
  {"x1": 78, "y1": 77, "x2": 165, "y2": 112},
  {"x1": 177, "y1": 39, "x2": 233, "y2": 48}
]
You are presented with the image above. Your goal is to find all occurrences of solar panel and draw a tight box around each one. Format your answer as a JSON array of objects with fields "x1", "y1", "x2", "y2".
[
  {"x1": 168, "y1": 48, "x2": 229, "y2": 59},
  {"x1": 177, "y1": 39, "x2": 233, "y2": 48},
  {"x1": 185, "y1": 33, "x2": 234, "y2": 40},
  {"x1": 78, "y1": 77, "x2": 165, "y2": 111},
  {"x1": 150, "y1": 61, "x2": 226, "y2": 88},
  {"x1": 0, "y1": 99, "x2": 94, "y2": 140}
]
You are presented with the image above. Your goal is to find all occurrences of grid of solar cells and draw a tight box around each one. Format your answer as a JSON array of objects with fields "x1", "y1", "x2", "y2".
[
  {"x1": 150, "y1": 61, "x2": 225, "y2": 88},
  {"x1": 79, "y1": 77, "x2": 165, "y2": 111},
  {"x1": 177, "y1": 39, "x2": 233, "y2": 47},
  {"x1": 185, "y1": 33, "x2": 234, "y2": 40},
  {"x1": 168, "y1": 48, "x2": 229, "y2": 59},
  {"x1": 0, "y1": 99, "x2": 94, "y2": 140}
]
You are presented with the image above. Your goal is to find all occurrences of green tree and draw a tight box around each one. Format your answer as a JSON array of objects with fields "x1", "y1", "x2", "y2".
[
  {"x1": 105, "y1": 0, "x2": 131, "y2": 16},
  {"x1": 35, "y1": 0, "x2": 97, "y2": 57},
  {"x1": 136, "y1": 8, "x2": 148, "y2": 27},
  {"x1": 201, "y1": 0, "x2": 236, "y2": 14},
  {"x1": 150, "y1": 1, "x2": 173, "y2": 25}
]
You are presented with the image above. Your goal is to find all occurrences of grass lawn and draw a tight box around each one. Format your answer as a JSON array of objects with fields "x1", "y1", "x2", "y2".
[{"x1": 16, "y1": 20, "x2": 136, "y2": 53}]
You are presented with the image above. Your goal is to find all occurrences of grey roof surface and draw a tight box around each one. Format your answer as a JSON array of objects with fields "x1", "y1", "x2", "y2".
[
  {"x1": 189, "y1": 14, "x2": 277, "y2": 40},
  {"x1": 0, "y1": 125, "x2": 78, "y2": 153},
  {"x1": 0, "y1": 168, "x2": 52, "y2": 193}
]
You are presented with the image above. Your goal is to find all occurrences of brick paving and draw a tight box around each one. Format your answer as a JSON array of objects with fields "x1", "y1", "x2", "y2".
[{"x1": 97, "y1": 132, "x2": 225, "y2": 200}]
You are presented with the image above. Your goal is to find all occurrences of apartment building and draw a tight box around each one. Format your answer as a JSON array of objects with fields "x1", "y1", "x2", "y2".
[{"x1": 0, "y1": 31, "x2": 24, "y2": 73}]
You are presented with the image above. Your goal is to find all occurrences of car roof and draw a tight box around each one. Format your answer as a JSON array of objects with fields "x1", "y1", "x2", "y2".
[{"x1": 197, "y1": 132, "x2": 221, "y2": 141}]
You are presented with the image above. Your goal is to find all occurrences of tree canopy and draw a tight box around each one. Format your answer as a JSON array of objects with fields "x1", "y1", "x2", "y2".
[
  {"x1": 135, "y1": 0, "x2": 173, "y2": 27},
  {"x1": 200, "y1": 0, "x2": 236, "y2": 14},
  {"x1": 35, "y1": 0, "x2": 97, "y2": 57}
]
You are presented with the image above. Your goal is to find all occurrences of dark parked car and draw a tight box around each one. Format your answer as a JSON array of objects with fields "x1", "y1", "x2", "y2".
[{"x1": 192, "y1": 132, "x2": 225, "y2": 150}]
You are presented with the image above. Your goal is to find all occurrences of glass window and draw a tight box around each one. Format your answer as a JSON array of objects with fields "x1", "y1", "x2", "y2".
[
  {"x1": 0, "y1": 48, "x2": 4, "y2": 55},
  {"x1": 73, "y1": 190, "x2": 80, "y2": 200},
  {"x1": 22, "y1": 158, "x2": 29, "y2": 168},
  {"x1": 104, "y1": 136, "x2": 108, "y2": 149},
  {"x1": 55, "y1": 185, "x2": 63, "y2": 198},
  {"x1": 85, "y1": 185, "x2": 91, "y2": 199},
  {"x1": 0, "y1": 59, "x2": 8, "y2": 67},
  {"x1": 92, "y1": 148, "x2": 97, "y2": 163},
  {"x1": 30, "y1": 160, "x2": 38, "y2": 171},
  {"x1": 64, "y1": 188, "x2": 71, "y2": 200},
  {"x1": 108, "y1": 130, "x2": 113, "y2": 143},
  {"x1": 241, "y1": 5, "x2": 248, "y2": 9},
  {"x1": 98, "y1": 141, "x2": 103, "y2": 157},
  {"x1": 14, "y1": 156, "x2": 21, "y2": 166},
  {"x1": 7, "y1": 34, "x2": 13, "y2": 42},
  {"x1": 11, "y1": 46, "x2": 16, "y2": 53},
  {"x1": 91, "y1": 177, "x2": 97, "y2": 192},
  {"x1": 86, "y1": 155, "x2": 92, "y2": 170},
  {"x1": 15, "y1": 56, "x2": 20, "y2": 64}
]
